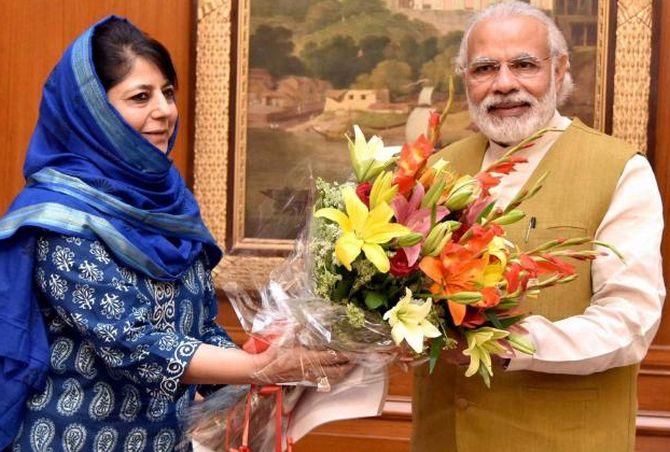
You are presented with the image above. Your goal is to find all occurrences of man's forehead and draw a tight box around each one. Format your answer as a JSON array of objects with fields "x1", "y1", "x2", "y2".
[{"x1": 467, "y1": 15, "x2": 549, "y2": 61}]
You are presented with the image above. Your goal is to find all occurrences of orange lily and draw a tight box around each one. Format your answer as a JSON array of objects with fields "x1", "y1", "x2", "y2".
[{"x1": 419, "y1": 248, "x2": 487, "y2": 326}]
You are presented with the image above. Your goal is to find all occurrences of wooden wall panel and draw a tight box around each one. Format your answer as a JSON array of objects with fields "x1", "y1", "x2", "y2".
[
  {"x1": 0, "y1": 0, "x2": 194, "y2": 216},
  {"x1": 652, "y1": 0, "x2": 670, "y2": 347}
]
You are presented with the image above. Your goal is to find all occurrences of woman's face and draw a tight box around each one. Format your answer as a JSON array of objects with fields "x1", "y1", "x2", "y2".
[{"x1": 107, "y1": 57, "x2": 178, "y2": 153}]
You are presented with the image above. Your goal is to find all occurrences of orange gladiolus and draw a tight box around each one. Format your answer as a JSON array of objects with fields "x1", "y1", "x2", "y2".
[
  {"x1": 394, "y1": 134, "x2": 434, "y2": 195},
  {"x1": 463, "y1": 224, "x2": 501, "y2": 255}
]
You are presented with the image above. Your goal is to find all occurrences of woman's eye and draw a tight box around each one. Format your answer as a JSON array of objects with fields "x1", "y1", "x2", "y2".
[
  {"x1": 130, "y1": 92, "x2": 149, "y2": 102},
  {"x1": 163, "y1": 88, "x2": 175, "y2": 100}
]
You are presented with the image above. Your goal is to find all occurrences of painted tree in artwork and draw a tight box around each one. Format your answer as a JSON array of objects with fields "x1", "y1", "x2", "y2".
[
  {"x1": 249, "y1": 25, "x2": 305, "y2": 78},
  {"x1": 300, "y1": 36, "x2": 362, "y2": 88}
]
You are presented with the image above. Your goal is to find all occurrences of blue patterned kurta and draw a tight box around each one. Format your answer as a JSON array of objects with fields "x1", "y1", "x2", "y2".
[{"x1": 12, "y1": 232, "x2": 236, "y2": 452}]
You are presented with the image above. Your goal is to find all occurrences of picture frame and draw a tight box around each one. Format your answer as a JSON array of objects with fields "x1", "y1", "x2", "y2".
[{"x1": 193, "y1": 0, "x2": 656, "y2": 288}]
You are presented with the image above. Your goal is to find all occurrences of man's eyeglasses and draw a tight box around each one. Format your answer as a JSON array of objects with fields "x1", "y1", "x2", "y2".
[{"x1": 465, "y1": 55, "x2": 553, "y2": 83}]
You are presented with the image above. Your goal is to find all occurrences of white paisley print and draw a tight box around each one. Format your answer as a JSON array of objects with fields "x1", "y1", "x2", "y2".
[{"x1": 14, "y1": 232, "x2": 237, "y2": 451}]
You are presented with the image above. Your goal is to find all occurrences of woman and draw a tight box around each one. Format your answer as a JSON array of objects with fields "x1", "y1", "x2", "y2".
[{"x1": 0, "y1": 16, "x2": 348, "y2": 451}]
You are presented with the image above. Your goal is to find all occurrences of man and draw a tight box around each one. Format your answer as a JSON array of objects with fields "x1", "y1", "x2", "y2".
[{"x1": 413, "y1": 2, "x2": 665, "y2": 451}]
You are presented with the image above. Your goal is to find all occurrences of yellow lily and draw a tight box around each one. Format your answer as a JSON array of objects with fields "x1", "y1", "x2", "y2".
[
  {"x1": 314, "y1": 186, "x2": 409, "y2": 272},
  {"x1": 481, "y1": 236, "x2": 509, "y2": 287},
  {"x1": 369, "y1": 171, "x2": 398, "y2": 209},
  {"x1": 383, "y1": 288, "x2": 442, "y2": 353}
]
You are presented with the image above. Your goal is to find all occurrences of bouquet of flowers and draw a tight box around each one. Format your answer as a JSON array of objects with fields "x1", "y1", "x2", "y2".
[{"x1": 186, "y1": 106, "x2": 620, "y2": 451}]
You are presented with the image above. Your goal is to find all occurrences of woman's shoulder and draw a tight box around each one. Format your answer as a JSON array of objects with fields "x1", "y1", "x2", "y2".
[{"x1": 35, "y1": 231, "x2": 122, "y2": 278}]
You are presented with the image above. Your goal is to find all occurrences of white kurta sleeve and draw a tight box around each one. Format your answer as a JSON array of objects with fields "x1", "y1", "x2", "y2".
[{"x1": 507, "y1": 155, "x2": 666, "y2": 374}]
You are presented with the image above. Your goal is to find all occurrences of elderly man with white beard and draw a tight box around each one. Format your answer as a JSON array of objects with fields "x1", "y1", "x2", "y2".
[{"x1": 413, "y1": 2, "x2": 665, "y2": 452}]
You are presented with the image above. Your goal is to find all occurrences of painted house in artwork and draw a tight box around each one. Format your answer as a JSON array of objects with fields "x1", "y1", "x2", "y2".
[
  {"x1": 247, "y1": 68, "x2": 331, "y2": 126},
  {"x1": 324, "y1": 89, "x2": 392, "y2": 112}
]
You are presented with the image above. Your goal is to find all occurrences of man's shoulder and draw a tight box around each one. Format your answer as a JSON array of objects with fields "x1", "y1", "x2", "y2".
[
  {"x1": 567, "y1": 118, "x2": 638, "y2": 155},
  {"x1": 429, "y1": 133, "x2": 488, "y2": 165}
]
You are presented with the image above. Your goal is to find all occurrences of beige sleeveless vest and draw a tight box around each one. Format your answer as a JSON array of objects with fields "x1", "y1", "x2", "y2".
[{"x1": 412, "y1": 119, "x2": 639, "y2": 452}]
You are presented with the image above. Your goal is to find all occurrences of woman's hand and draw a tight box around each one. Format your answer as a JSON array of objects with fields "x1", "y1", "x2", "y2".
[{"x1": 250, "y1": 345, "x2": 353, "y2": 387}]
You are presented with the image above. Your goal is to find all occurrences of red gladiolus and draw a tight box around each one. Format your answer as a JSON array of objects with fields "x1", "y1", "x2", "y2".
[
  {"x1": 487, "y1": 156, "x2": 528, "y2": 175},
  {"x1": 476, "y1": 171, "x2": 502, "y2": 195},
  {"x1": 537, "y1": 254, "x2": 576, "y2": 277},
  {"x1": 464, "y1": 224, "x2": 497, "y2": 255},
  {"x1": 429, "y1": 111, "x2": 440, "y2": 130},
  {"x1": 461, "y1": 309, "x2": 487, "y2": 328},
  {"x1": 505, "y1": 262, "x2": 522, "y2": 293}
]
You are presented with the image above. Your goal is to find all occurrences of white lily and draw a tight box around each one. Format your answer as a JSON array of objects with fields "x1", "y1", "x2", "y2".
[
  {"x1": 348, "y1": 125, "x2": 398, "y2": 182},
  {"x1": 462, "y1": 327, "x2": 510, "y2": 387},
  {"x1": 383, "y1": 288, "x2": 441, "y2": 353}
]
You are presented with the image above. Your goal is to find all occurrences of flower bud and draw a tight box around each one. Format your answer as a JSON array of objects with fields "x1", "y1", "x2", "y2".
[
  {"x1": 421, "y1": 176, "x2": 446, "y2": 209},
  {"x1": 506, "y1": 332, "x2": 535, "y2": 355},
  {"x1": 397, "y1": 232, "x2": 424, "y2": 247},
  {"x1": 445, "y1": 190, "x2": 473, "y2": 211},
  {"x1": 369, "y1": 171, "x2": 398, "y2": 209},
  {"x1": 493, "y1": 209, "x2": 525, "y2": 225},
  {"x1": 422, "y1": 223, "x2": 452, "y2": 256},
  {"x1": 446, "y1": 291, "x2": 483, "y2": 304}
]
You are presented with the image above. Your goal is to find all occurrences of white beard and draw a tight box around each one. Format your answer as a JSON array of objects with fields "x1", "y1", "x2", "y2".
[{"x1": 467, "y1": 78, "x2": 557, "y2": 145}]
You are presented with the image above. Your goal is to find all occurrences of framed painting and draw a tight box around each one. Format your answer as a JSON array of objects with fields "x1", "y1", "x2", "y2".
[{"x1": 193, "y1": 0, "x2": 657, "y2": 286}]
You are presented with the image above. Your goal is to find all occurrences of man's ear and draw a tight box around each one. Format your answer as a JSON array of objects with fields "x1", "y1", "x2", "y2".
[{"x1": 555, "y1": 54, "x2": 569, "y2": 88}]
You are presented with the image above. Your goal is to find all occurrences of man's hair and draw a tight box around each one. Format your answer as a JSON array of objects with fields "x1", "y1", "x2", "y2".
[{"x1": 455, "y1": 1, "x2": 574, "y2": 105}]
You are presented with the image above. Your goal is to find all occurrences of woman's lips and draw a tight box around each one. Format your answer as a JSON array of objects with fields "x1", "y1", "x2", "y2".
[{"x1": 142, "y1": 131, "x2": 168, "y2": 141}]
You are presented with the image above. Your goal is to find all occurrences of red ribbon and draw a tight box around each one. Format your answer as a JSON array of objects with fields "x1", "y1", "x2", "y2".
[{"x1": 226, "y1": 336, "x2": 294, "y2": 452}]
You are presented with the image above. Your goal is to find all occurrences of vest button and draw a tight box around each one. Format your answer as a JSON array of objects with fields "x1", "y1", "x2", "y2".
[{"x1": 455, "y1": 398, "x2": 469, "y2": 410}]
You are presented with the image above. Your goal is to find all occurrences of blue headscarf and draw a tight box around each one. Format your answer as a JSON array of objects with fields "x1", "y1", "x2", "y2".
[{"x1": 0, "y1": 16, "x2": 221, "y2": 446}]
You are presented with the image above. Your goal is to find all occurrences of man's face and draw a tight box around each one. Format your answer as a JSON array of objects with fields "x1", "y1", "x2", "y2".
[{"x1": 464, "y1": 16, "x2": 566, "y2": 144}]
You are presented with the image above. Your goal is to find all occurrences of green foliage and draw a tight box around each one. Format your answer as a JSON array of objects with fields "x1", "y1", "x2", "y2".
[
  {"x1": 311, "y1": 178, "x2": 348, "y2": 299},
  {"x1": 301, "y1": 36, "x2": 363, "y2": 88},
  {"x1": 438, "y1": 30, "x2": 465, "y2": 52},
  {"x1": 250, "y1": 25, "x2": 305, "y2": 77},
  {"x1": 345, "y1": 303, "x2": 366, "y2": 328},
  {"x1": 361, "y1": 59, "x2": 413, "y2": 101},
  {"x1": 364, "y1": 291, "x2": 387, "y2": 310},
  {"x1": 353, "y1": 111, "x2": 408, "y2": 129},
  {"x1": 314, "y1": 178, "x2": 346, "y2": 210},
  {"x1": 304, "y1": 0, "x2": 342, "y2": 33},
  {"x1": 294, "y1": 12, "x2": 438, "y2": 54},
  {"x1": 358, "y1": 35, "x2": 391, "y2": 74},
  {"x1": 384, "y1": 35, "x2": 439, "y2": 78},
  {"x1": 310, "y1": 219, "x2": 343, "y2": 299},
  {"x1": 252, "y1": 0, "x2": 316, "y2": 20},
  {"x1": 429, "y1": 335, "x2": 446, "y2": 374},
  {"x1": 420, "y1": 33, "x2": 466, "y2": 95},
  {"x1": 252, "y1": 0, "x2": 441, "y2": 90},
  {"x1": 340, "y1": 0, "x2": 386, "y2": 18},
  {"x1": 420, "y1": 54, "x2": 449, "y2": 92}
]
